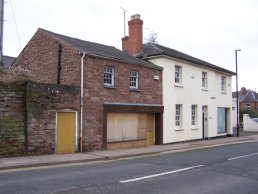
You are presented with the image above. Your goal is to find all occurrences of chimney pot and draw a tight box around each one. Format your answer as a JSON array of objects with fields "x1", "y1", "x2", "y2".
[{"x1": 131, "y1": 14, "x2": 141, "y2": 20}]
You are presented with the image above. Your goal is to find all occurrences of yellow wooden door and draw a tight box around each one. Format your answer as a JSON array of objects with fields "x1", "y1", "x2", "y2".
[
  {"x1": 57, "y1": 112, "x2": 75, "y2": 154},
  {"x1": 146, "y1": 114, "x2": 154, "y2": 146}
]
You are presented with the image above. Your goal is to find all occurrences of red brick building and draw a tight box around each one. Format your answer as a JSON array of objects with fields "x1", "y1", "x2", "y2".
[
  {"x1": 12, "y1": 28, "x2": 163, "y2": 153},
  {"x1": 233, "y1": 87, "x2": 258, "y2": 112}
]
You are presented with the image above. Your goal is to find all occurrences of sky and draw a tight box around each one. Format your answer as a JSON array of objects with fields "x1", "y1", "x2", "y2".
[{"x1": 3, "y1": 0, "x2": 258, "y2": 91}]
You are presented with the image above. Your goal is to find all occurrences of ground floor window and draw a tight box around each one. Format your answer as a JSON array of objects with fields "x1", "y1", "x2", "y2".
[
  {"x1": 191, "y1": 105, "x2": 197, "y2": 126},
  {"x1": 107, "y1": 113, "x2": 154, "y2": 143},
  {"x1": 175, "y1": 104, "x2": 182, "y2": 127},
  {"x1": 217, "y1": 107, "x2": 227, "y2": 133}
]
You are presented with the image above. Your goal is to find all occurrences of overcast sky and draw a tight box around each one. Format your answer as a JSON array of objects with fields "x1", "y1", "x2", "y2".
[{"x1": 3, "y1": 0, "x2": 258, "y2": 91}]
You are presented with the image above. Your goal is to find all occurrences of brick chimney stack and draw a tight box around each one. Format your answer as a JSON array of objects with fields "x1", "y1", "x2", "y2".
[
  {"x1": 240, "y1": 87, "x2": 247, "y2": 96},
  {"x1": 122, "y1": 14, "x2": 143, "y2": 56}
]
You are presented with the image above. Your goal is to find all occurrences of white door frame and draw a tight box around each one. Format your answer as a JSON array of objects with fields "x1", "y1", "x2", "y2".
[{"x1": 202, "y1": 106, "x2": 208, "y2": 139}]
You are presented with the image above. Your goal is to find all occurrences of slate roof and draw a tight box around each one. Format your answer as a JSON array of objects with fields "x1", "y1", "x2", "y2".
[
  {"x1": 2, "y1": 55, "x2": 16, "y2": 68},
  {"x1": 138, "y1": 43, "x2": 235, "y2": 75},
  {"x1": 40, "y1": 28, "x2": 162, "y2": 70},
  {"x1": 232, "y1": 90, "x2": 258, "y2": 102}
]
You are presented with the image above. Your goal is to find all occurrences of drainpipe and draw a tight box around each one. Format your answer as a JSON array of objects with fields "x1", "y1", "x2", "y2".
[
  {"x1": 57, "y1": 44, "x2": 62, "y2": 84},
  {"x1": 80, "y1": 52, "x2": 86, "y2": 152}
]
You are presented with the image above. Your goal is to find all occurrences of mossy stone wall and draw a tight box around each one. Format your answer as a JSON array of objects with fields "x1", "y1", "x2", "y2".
[{"x1": 0, "y1": 84, "x2": 25, "y2": 156}]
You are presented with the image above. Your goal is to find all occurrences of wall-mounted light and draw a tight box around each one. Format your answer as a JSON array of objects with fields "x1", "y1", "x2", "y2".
[{"x1": 154, "y1": 75, "x2": 159, "y2": 80}]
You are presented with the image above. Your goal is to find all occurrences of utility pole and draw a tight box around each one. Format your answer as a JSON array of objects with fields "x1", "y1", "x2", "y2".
[
  {"x1": 235, "y1": 49, "x2": 241, "y2": 137},
  {"x1": 0, "y1": 0, "x2": 4, "y2": 66},
  {"x1": 255, "y1": 88, "x2": 257, "y2": 114}
]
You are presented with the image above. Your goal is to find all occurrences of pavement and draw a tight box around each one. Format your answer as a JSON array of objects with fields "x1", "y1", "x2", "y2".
[{"x1": 1, "y1": 132, "x2": 258, "y2": 171}]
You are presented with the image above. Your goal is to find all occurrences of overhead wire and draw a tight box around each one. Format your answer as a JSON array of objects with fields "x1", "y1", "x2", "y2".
[{"x1": 9, "y1": 0, "x2": 22, "y2": 51}]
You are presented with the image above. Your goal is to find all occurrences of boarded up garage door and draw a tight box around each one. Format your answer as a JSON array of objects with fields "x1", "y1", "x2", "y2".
[
  {"x1": 57, "y1": 112, "x2": 75, "y2": 154},
  {"x1": 107, "y1": 113, "x2": 154, "y2": 149}
]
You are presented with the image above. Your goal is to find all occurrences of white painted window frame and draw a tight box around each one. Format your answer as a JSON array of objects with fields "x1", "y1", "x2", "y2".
[
  {"x1": 191, "y1": 105, "x2": 197, "y2": 126},
  {"x1": 175, "y1": 65, "x2": 182, "y2": 85},
  {"x1": 175, "y1": 104, "x2": 182, "y2": 128},
  {"x1": 130, "y1": 71, "x2": 138, "y2": 89},
  {"x1": 221, "y1": 76, "x2": 226, "y2": 92},
  {"x1": 202, "y1": 72, "x2": 207, "y2": 89},
  {"x1": 104, "y1": 66, "x2": 114, "y2": 87}
]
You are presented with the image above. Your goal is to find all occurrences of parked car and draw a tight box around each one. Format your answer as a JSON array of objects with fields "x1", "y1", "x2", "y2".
[{"x1": 251, "y1": 118, "x2": 258, "y2": 123}]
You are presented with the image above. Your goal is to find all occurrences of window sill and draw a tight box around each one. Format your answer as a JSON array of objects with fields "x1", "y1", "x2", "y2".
[
  {"x1": 174, "y1": 84, "x2": 183, "y2": 88},
  {"x1": 130, "y1": 88, "x2": 140, "y2": 92},
  {"x1": 175, "y1": 128, "x2": 184, "y2": 131},
  {"x1": 191, "y1": 127, "x2": 199, "y2": 130},
  {"x1": 202, "y1": 88, "x2": 208, "y2": 91},
  {"x1": 221, "y1": 91, "x2": 227, "y2": 94},
  {"x1": 217, "y1": 132, "x2": 227, "y2": 135},
  {"x1": 104, "y1": 85, "x2": 115, "y2": 89}
]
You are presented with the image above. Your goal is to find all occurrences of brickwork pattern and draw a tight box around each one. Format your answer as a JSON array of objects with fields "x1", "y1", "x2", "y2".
[
  {"x1": 240, "y1": 102, "x2": 258, "y2": 111},
  {"x1": 13, "y1": 29, "x2": 81, "y2": 85},
  {"x1": 83, "y1": 56, "x2": 162, "y2": 150},
  {"x1": 26, "y1": 82, "x2": 80, "y2": 155}
]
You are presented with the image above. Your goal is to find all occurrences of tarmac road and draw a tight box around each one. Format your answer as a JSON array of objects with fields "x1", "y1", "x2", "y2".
[{"x1": 0, "y1": 141, "x2": 258, "y2": 194}]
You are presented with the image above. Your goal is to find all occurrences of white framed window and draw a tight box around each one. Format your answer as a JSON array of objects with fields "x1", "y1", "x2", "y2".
[
  {"x1": 202, "y1": 72, "x2": 207, "y2": 89},
  {"x1": 175, "y1": 104, "x2": 182, "y2": 127},
  {"x1": 130, "y1": 71, "x2": 138, "y2": 89},
  {"x1": 191, "y1": 105, "x2": 197, "y2": 126},
  {"x1": 246, "y1": 103, "x2": 250, "y2": 110},
  {"x1": 104, "y1": 66, "x2": 114, "y2": 87},
  {"x1": 175, "y1": 65, "x2": 182, "y2": 85},
  {"x1": 221, "y1": 76, "x2": 226, "y2": 92}
]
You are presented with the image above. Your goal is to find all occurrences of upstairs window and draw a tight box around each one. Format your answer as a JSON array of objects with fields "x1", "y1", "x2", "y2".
[
  {"x1": 175, "y1": 65, "x2": 182, "y2": 85},
  {"x1": 246, "y1": 103, "x2": 250, "y2": 110},
  {"x1": 130, "y1": 71, "x2": 138, "y2": 89},
  {"x1": 104, "y1": 66, "x2": 114, "y2": 87},
  {"x1": 202, "y1": 72, "x2": 207, "y2": 89},
  {"x1": 175, "y1": 104, "x2": 182, "y2": 127},
  {"x1": 221, "y1": 76, "x2": 226, "y2": 92}
]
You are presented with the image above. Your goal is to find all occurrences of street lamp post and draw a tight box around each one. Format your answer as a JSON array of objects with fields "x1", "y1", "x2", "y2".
[{"x1": 235, "y1": 49, "x2": 241, "y2": 137}]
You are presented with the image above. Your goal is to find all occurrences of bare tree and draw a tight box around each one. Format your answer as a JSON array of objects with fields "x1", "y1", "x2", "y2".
[{"x1": 145, "y1": 31, "x2": 158, "y2": 44}]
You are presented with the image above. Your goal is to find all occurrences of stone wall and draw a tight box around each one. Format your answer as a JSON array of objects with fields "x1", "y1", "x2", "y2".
[
  {"x1": 26, "y1": 82, "x2": 80, "y2": 155},
  {"x1": 0, "y1": 83, "x2": 25, "y2": 156},
  {"x1": 0, "y1": 81, "x2": 80, "y2": 157}
]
